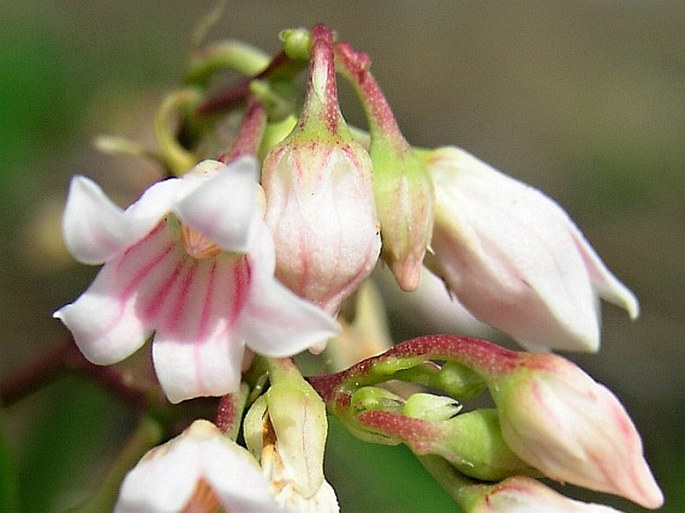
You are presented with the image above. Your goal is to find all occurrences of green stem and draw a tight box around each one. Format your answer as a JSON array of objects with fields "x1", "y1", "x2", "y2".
[
  {"x1": 417, "y1": 455, "x2": 487, "y2": 512},
  {"x1": 154, "y1": 88, "x2": 204, "y2": 175},
  {"x1": 184, "y1": 40, "x2": 270, "y2": 87},
  {"x1": 263, "y1": 356, "x2": 301, "y2": 385}
]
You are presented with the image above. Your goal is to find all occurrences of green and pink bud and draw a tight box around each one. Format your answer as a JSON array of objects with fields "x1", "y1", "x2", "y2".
[
  {"x1": 262, "y1": 25, "x2": 380, "y2": 316},
  {"x1": 336, "y1": 42, "x2": 434, "y2": 291}
]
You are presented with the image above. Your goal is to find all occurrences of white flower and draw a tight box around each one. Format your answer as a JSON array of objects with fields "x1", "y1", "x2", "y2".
[
  {"x1": 54, "y1": 158, "x2": 339, "y2": 403},
  {"x1": 115, "y1": 420, "x2": 287, "y2": 513},
  {"x1": 424, "y1": 146, "x2": 639, "y2": 352}
]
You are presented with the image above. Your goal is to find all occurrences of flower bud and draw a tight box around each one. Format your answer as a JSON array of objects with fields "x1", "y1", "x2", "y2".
[
  {"x1": 262, "y1": 25, "x2": 380, "y2": 316},
  {"x1": 423, "y1": 146, "x2": 639, "y2": 352},
  {"x1": 335, "y1": 41, "x2": 434, "y2": 291},
  {"x1": 466, "y1": 476, "x2": 627, "y2": 513},
  {"x1": 489, "y1": 353, "x2": 663, "y2": 509}
]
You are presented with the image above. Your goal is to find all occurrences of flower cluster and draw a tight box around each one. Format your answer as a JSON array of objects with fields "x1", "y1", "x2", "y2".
[{"x1": 53, "y1": 23, "x2": 660, "y2": 513}]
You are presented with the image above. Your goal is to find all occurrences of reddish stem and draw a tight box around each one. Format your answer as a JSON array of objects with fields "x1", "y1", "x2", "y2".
[
  {"x1": 334, "y1": 41, "x2": 406, "y2": 146},
  {"x1": 0, "y1": 333, "x2": 147, "y2": 409},
  {"x1": 308, "y1": 334, "x2": 521, "y2": 402},
  {"x1": 218, "y1": 96, "x2": 267, "y2": 163},
  {"x1": 195, "y1": 50, "x2": 294, "y2": 117},
  {"x1": 214, "y1": 394, "x2": 237, "y2": 433}
]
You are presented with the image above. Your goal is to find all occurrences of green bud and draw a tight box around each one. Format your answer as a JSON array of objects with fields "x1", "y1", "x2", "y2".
[
  {"x1": 436, "y1": 409, "x2": 535, "y2": 482},
  {"x1": 402, "y1": 393, "x2": 462, "y2": 421},
  {"x1": 280, "y1": 28, "x2": 312, "y2": 60}
]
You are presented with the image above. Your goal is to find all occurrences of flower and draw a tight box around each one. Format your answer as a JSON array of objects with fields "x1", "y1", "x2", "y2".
[
  {"x1": 467, "y1": 475, "x2": 626, "y2": 513},
  {"x1": 115, "y1": 419, "x2": 286, "y2": 513},
  {"x1": 54, "y1": 157, "x2": 339, "y2": 403},
  {"x1": 423, "y1": 146, "x2": 639, "y2": 352},
  {"x1": 262, "y1": 24, "x2": 380, "y2": 317},
  {"x1": 489, "y1": 353, "x2": 663, "y2": 509}
]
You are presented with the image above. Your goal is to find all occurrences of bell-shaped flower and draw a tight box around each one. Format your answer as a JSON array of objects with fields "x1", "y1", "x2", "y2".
[
  {"x1": 54, "y1": 157, "x2": 339, "y2": 403},
  {"x1": 489, "y1": 352, "x2": 663, "y2": 509},
  {"x1": 262, "y1": 24, "x2": 380, "y2": 317},
  {"x1": 423, "y1": 146, "x2": 639, "y2": 352},
  {"x1": 115, "y1": 419, "x2": 287, "y2": 513},
  {"x1": 466, "y1": 476, "x2": 626, "y2": 513}
]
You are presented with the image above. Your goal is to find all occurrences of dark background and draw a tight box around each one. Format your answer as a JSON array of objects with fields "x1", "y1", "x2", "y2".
[{"x1": 1, "y1": 2, "x2": 683, "y2": 512}]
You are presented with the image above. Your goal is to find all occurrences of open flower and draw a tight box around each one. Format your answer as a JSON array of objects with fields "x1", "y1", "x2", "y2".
[
  {"x1": 115, "y1": 419, "x2": 287, "y2": 513},
  {"x1": 424, "y1": 146, "x2": 639, "y2": 352},
  {"x1": 489, "y1": 353, "x2": 663, "y2": 509},
  {"x1": 54, "y1": 158, "x2": 339, "y2": 403}
]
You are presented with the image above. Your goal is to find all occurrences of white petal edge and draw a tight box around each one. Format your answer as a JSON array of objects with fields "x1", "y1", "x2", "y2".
[
  {"x1": 240, "y1": 273, "x2": 340, "y2": 357},
  {"x1": 175, "y1": 156, "x2": 260, "y2": 253},
  {"x1": 115, "y1": 420, "x2": 280, "y2": 513}
]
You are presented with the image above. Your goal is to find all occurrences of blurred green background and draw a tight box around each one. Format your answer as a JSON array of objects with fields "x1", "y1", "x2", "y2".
[{"x1": 1, "y1": 2, "x2": 683, "y2": 512}]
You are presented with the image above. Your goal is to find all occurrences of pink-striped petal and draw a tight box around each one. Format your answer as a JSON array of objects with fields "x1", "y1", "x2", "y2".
[
  {"x1": 54, "y1": 223, "x2": 183, "y2": 364},
  {"x1": 151, "y1": 258, "x2": 249, "y2": 403}
]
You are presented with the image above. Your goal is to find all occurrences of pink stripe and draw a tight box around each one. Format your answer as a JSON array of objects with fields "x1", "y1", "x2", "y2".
[
  {"x1": 165, "y1": 260, "x2": 198, "y2": 334},
  {"x1": 117, "y1": 225, "x2": 176, "y2": 299},
  {"x1": 143, "y1": 258, "x2": 185, "y2": 321},
  {"x1": 196, "y1": 261, "x2": 218, "y2": 342},
  {"x1": 229, "y1": 258, "x2": 251, "y2": 326}
]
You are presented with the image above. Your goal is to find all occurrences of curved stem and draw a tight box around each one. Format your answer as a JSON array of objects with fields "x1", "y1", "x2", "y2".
[
  {"x1": 417, "y1": 454, "x2": 485, "y2": 511},
  {"x1": 184, "y1": 40, "x2": 270, "y2": 87}
]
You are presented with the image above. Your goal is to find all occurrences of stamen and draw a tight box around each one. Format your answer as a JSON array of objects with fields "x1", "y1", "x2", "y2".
[
  {"x1": 183, "y1": 478, "x2": 222, "y2": 513},
  {"x1": 181, "y1": 225, "x2": 222, "y2": 259}
]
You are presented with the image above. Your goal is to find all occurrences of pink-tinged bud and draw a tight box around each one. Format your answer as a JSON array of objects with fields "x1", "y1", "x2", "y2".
[
  {"x1": 335, "y1": 41, "x2": 434, "y2": 291},
  {"x1": 490, "y1": 353, "x2": 663, "y2": 509},
  {"x1": 423, "y1": 146, "x2": 639, "y2": 352},
  {"x1": 466, "y1": 476, "x2": 627, "y2": 513},
  {"x1": 263, "y1": 25, "x2": 380, "y2": 316}
]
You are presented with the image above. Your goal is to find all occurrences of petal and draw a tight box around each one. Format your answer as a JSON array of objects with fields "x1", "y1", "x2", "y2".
[
  {"x1": 238, "y1": 221, "x2": 340, "y2": 356},
  {"x1": 62, "y1": 176, "x2": 139, "y2": 265},
  {"x1": 567, "y1": 222, "x2": 640, "y2": 319},
  {"x1": 54, "y1": 222, "x2": 187, "y2": 365},
  {"x1": 175, "y1": 157, "x2": 260, "y2": 253},
  {"x1": 240, "y1": 267, "x2": 340, "y2": 357},
  {"x1": 115, "y1": 432, "x2": 203, "y2": 513},
  {"x1": 199, "y1": 433, "x2": 283, "y2": 513},
  {"x1": 151, "y1": 258, "x2": 247, "y2": 403},
  {"x1": 476, "y1": 476, "x2": 627, "y2": 513},
  {"x1": 116, "y1": 420, "x2": 279, "y2": 513},
  {"x1": 428, "y1": 148, "x2": 600, "y2": 351},
  {"x1": 63, "y1": 174, "x2": 193, "y2": 264}
]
